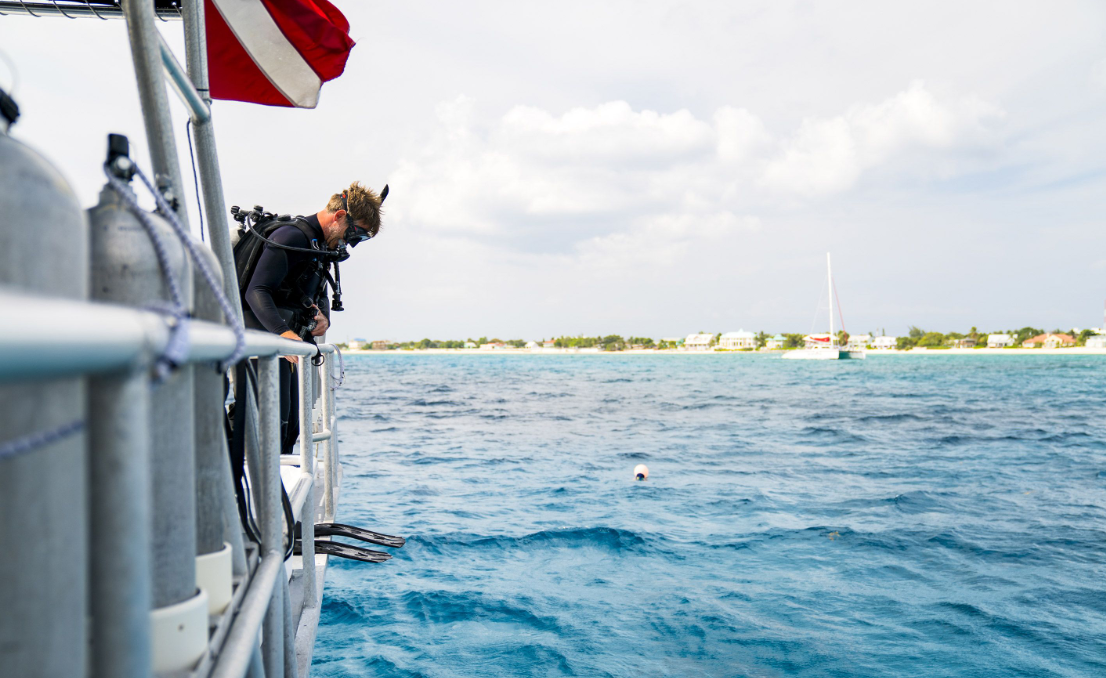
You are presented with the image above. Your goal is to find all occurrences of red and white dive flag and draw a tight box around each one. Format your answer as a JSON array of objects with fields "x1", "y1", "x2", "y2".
[{"x1": 205, "y1": 0, "x2": 355, "y2": 108}]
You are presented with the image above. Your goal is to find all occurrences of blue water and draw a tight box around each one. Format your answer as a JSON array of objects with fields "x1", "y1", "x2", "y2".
[{"x1": 311, "y1": 355, "x2": 1106, "y2": 677}]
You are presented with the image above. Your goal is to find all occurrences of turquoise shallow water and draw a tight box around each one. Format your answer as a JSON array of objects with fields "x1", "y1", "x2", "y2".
[{"x1": 311, "y1": 354, "x2": 1106, "y2": 677}]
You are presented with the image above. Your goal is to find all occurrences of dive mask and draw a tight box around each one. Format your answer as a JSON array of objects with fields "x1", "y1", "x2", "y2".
[{"x1": 341, "y1": 191, "x2": 373, "y2": 248}]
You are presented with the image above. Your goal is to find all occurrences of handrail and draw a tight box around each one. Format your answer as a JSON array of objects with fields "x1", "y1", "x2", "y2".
[
  {"x1": 1, "y1": 0, "x2": 345, "y2": 672},
  {"x1": 0, "y1": 286, "x2": 343, "y2": 677},
  {"x1": 208, "y1": 553, "x2": 283, "y2": 678},
  {"x1": 0, "y1": 288, "x2": 328, "y2": 383}
]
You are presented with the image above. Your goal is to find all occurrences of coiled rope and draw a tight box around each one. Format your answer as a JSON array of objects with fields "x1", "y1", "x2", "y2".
[{"x1": 103, "y1": 162, "x2": 246, "y2": 374}]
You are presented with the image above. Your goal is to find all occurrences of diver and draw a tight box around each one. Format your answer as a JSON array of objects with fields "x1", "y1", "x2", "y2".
[
  {"x1": 234, "y1": 181, "x2": 385, "y2": 454},
  {"x1": 228, "y1": 183, "x2": 405, "y2": 565}
]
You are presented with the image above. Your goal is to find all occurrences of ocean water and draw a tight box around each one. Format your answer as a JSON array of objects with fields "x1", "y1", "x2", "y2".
[{"x1": 311, "y1": 354, "x2": 1106, "y2": 677}]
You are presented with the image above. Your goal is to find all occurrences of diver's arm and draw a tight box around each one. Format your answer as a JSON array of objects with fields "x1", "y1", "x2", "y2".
[
  {"x1": 244, "y1": 225, "x2": 315, "y2": 334},
  {"x1": 244, "y1": 245, "x2": 292, "y2": 334}
]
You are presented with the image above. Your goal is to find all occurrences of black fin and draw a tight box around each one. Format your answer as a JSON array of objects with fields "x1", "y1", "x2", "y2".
[
  {"x1": 294, "y1": 539, "x2": 392, "y2": 564},
  {"x1": 379, "y1": 184, "x2": 389, "y2": 203},
  {"x1": 313, "y1": 522, "x2": 406, "y2": 548}
]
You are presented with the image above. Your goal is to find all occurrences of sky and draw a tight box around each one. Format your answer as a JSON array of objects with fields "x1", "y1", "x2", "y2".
[{"x1": 3, "y1": 1, "x2": 1106, "y2": 341}]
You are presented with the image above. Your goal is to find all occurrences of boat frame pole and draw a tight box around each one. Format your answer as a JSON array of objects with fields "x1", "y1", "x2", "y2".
[
  {"x1": 298, "y1": 364, "x2": 317, "y2": 605},
  {"x1": 258, "y1": 357, "x2": 285, "y2": 678},
  {"x1": 181, "y1": 0, "x2": 245, "y2": 321},
  {"x1": 121, "y1": 0, "x2": 190, "y2": 233}
]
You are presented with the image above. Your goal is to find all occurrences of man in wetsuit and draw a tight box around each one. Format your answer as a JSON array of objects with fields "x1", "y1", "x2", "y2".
[{"x1": 242, "y1": 181, "x2": 384, "y2": 453}]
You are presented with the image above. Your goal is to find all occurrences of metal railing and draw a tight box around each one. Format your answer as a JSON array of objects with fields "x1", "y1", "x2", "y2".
[
  {"x1": 2, "y1": 1, "x2": 346, "y2": 674},
  {"x1": 0, "y1": 1, "x2": 183, "y2": 20},
  {"x1": 0, "y1": 289, "x2": 342, "y2": 678}
]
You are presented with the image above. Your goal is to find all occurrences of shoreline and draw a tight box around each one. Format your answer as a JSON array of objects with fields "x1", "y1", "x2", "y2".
[{"x1": 340, "y1": 347, "x2": 1106, "y2": 356}]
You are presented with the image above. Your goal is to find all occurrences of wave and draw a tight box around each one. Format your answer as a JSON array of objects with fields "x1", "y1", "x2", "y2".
[
  {"x1": 857, "y1": 413, "x2": 926, "y2": 423},
  {"x1": 398, "y1": 589, "x2": 565, "y2": 634},
  {"x1": 885, "y1": 490, "x2": 952, "y2": 514},
  {"x1": 798, "y1": 426, "x2": 869, "y2": 443},
  {"x1": 407, "y1": 526, "x2": 651, "y2": 556}
]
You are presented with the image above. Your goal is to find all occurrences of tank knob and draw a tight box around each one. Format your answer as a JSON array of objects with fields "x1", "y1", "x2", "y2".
[
  {"x1": 0, "y1": 86, "x2": 19, "y2": 131},
  {"x1": 106, "y1": 133, "x2": 135, "y2": 181}
]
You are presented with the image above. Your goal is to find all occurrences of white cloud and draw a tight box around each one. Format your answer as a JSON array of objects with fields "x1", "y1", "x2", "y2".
[
  {"x1": 714, "y1": 107, "x2": 771, "y2": 164},
  {"x1": 762, "y1": 80, "x2": 1005, "y2": 196},
  {"x1": 576, "y1": 212, "x2": 762, "y2": 271},
  {"x1": 389, "y1": 82, "x2": 1004, "y2": 254},
  {"x1": 497, "y1": 101, "x2": 714, "y2": 163}
]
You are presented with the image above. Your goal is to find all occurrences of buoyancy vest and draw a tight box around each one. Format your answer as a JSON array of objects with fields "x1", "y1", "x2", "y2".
[{"x1": 233, "y1": 215, "x2": 330, "y2": 336}]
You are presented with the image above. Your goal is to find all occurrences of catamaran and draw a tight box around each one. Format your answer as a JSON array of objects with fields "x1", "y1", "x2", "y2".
[{"x1": 782, "y1": 253, "x2": 866, "y2": 360}]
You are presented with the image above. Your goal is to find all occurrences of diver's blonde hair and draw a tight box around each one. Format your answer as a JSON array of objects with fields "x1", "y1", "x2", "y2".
[{"x1": 326, "y1": 181, "x2": 384, "y2": 236}]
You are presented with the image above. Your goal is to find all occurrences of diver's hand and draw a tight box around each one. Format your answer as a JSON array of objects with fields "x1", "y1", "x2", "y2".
[
  {"x1": 311, "y1": 306, "x2": 329, "y2": 337},
  {"x1": 279, "y1": 330, "x2": 302, "y2": 364}
]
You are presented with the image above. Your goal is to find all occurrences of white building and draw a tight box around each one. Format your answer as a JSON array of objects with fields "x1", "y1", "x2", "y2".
[
  {"x1": 718, "y1": 330, "x2": 756, "y2": 350},
  {"x1": 464, "y1": 341, "x2": 477, "y2": 349},
  {"x1": 766, "y1": 334, "x2": 787, "y2": 350},
  {"x1": 873, "y1": 336, "x2": 897, "y2": 350},
  {"x1": 847, "y1": 334, "x2": 872, "y2": 350},
  {"x1": 1086, "y1": 335, "x2": 1106, "y2": 349},
  {"x1": 684, "y1": 333, "x2": 714, "y2": 351},
  {"x1": 542, "y1": 339, "x2": 557, "y2": 349},
  {"x1": 525, "y1": 341, "x2": 539, "y2": 350},
  {"x1": 987, "y1": 334, "x2": 1014, "y2": 348},
  {"x1": 348, "y1": 338, "x2": 368, "y2": 350}
]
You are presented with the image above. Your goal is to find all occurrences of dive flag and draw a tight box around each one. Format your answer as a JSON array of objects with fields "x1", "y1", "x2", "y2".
[{"x1": 205, "y1": 0, "x2": 355, "y2": 108}]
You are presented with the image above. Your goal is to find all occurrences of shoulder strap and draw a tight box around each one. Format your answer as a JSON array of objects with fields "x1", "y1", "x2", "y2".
[{"x1": 233, "y1": 217, "x2": 322, "y2": 296}]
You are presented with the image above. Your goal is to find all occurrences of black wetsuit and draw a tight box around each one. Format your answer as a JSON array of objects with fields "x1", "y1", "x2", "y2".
[
  {"x1": 242, "y1": 214, "x2": 330, "y2": 454},
  {"x1": 243, "y1": 214, "x2": 330, "y2": 334}
]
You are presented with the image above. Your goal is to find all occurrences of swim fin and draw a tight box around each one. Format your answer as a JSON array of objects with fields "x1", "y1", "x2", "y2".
[
  {"x1": 294, "y1": 538, "x2": 392, "y2": 564},
  {"x1": 295, "y1": 521, "x2": 406, "y2": 549},
  {"x1": 315, "y1": 522, "x2": 406, "y2": 549}
]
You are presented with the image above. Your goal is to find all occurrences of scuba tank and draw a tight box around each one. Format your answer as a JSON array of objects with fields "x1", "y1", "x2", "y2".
[{"x1": 0, "y1": 86, "x2": 90, "y2": 676}]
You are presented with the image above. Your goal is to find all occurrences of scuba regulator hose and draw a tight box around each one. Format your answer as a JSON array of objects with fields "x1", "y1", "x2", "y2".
[{"x1": 232, "y1": 207, "x2": 348, "y2": 314}]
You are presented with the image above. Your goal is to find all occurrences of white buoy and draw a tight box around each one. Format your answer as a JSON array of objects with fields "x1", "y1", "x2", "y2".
[{"x1": 634, "y1": 464, "x2": 649, "y2": 481}]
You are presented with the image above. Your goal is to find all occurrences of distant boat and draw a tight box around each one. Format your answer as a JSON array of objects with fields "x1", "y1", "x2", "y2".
[{"x1": 782, "y1": 253, "x2": 866, "y2": 361}]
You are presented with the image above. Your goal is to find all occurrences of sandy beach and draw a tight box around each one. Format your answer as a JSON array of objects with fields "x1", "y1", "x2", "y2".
[{"x1": 341, "y1": 347, "x2": 1106, "y2": 356}]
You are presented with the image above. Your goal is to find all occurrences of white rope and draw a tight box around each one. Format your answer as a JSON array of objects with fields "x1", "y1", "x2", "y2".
[{"x1": 0, "y1": 420, "x2": 83, "y2": 461}]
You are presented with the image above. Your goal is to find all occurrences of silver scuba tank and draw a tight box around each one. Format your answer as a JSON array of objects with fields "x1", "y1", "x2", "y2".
[{"x1": 0, "y1": 89, "x2": 90, "y2": 678}]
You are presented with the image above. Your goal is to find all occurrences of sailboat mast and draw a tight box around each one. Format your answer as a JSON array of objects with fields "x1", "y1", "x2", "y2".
[{"x1": 827, "y1": 252, "x2": 834, "y2": 341}]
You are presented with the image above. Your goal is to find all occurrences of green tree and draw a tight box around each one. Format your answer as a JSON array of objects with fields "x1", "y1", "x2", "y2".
[
  {"x1": 908, "y1": 326, "x2": 925, "y2": 340},
  {"x1": 784, "y1": 333, "x2": 805, "y2": 349},
  {"x1": 1014, "y1": 327, "x2": 1044, "y2": 346},
  {"x1": 918, "y1": 332, "x2": 946, "y2": 348},
  {"x1": 601, "y1": 335, "x2": 625, "y2": 351},
  {"x1": 755, "y1": 331, "x2": 768, "y2": 349}
]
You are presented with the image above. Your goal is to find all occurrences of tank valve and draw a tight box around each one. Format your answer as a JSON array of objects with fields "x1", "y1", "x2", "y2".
[{"x1": 106, "y1": 133, "x2": 135, "y2": 181}]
